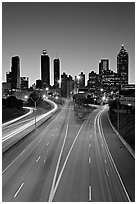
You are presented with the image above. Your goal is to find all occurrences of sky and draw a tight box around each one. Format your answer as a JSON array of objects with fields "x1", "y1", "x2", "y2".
[{"x1": 2, "y1": 2, "x2": 135, "y2": 86}]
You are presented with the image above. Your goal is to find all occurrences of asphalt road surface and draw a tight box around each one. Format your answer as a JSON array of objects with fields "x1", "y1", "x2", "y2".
[{"x1": 2, "y1": 100, "x2": 134, "y2": 202}]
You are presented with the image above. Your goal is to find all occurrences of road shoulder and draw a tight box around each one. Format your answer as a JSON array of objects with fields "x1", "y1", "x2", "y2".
[{"x1": 100, "y1": 110, "x2": 135, "y2": 201}]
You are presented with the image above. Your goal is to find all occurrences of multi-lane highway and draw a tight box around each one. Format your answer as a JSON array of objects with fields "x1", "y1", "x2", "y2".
[{"x1": 2, "y1": 100, "x2": 134, "y2": 202}]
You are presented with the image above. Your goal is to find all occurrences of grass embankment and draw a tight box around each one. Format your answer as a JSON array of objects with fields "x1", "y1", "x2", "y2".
[
  {"x1": 2, "y1": 108, "x2": 29, "y2": 123},
  {"x1": 109, "y1": 110, "x2": 135, "y2": 150},
  {"x1": 2, "y1": 100, "x2": 52, "y2": 123}
]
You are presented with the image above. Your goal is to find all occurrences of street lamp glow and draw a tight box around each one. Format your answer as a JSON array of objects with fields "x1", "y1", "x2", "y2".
[
  {"x1": 77, "y1": 75, "x2": 81, "y2": 80},
  {"x1": 102, "y1": 96, "x2": 106, "y2": 101},
  {"x1": 43, "y1": 94, "x2": 46, "y2": 99},
  {"x1": 25, "y1": 95, "x2": 28, "y2": 99},
  {"x1": 58, "y1": 79, "x2": 61, "y2": 84},
  {"x1": 46, "y1": 87, "x2": 49, "y2": 91},
  {"x1": 100, "y1": 88, "x2": 103, "y2": 92}
]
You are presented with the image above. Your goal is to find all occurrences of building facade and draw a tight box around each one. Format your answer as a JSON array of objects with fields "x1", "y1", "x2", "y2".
[
  {"x1": 54, "y1": 58, "x2": 60, "y2": 89},
  {"x1": 41, "y1": 50, "x2": 50, "y2": 88},
  {"x1": 87, "y1": 71, "x2": 99, "y2": 90},
  {"x1": 21, "y1": 77, "x2": 29, "y2": 90},
  {"x1": 117, "y1": 45, "x2": 128, "y2": 85},
  {"x1": 78, "y1": 72, "x2": 85, "y2": 88},
  {"x1": 11, "y1": 56, "x2": 20, "y2": 90},
  {"x1": 99, "y1": 59, "x2": 109, "y2": 75}
]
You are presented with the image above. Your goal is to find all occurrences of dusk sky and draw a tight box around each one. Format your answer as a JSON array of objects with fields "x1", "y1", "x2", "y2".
[{"x1": 2, "y1": 2, "x2": 135, "y2": 86}]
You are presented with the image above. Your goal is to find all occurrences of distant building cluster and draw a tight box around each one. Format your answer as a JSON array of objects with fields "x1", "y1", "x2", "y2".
[{"x1": 2, "y1": 45, "x2": 133, "y2": 98}]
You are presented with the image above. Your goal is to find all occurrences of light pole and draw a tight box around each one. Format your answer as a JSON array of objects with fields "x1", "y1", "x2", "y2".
[
  {"x1": 25, "y1": 95, "x2": 38, "y2": 130},
  {"x1": 46, "y1": 87, "x2": 49, "y2": 97}
]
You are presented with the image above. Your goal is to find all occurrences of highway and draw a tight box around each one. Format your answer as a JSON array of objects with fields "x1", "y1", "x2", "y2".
[{"x1": 2, "y1": 100, "x2": 134, "y2": 202}]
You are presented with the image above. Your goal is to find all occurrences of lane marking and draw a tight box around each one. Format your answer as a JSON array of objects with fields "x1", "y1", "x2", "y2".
[
  {"x1": 89, "y1": 143, "x2": 91, "y2": 148},
  {"x1": 89, "y1": 157, "x2": 91, "y2": 164},
  {"x1": 2, "y1": 107, "x2": 63, "y2": 174},
  {"x1": 48, "y1": 123, "x2": 84, "y2": 202},
  {"x1": 106, "y1": 169, "x2": 109, "y2": 176},
  {"x1": 48, "y1": 123, "x2": 69, "y2": 201},
  {"x1": 97, "y1": 109, "x2": 131, "y2": 202},
  {"x1": 14, "y1": 183, "x2": 24, "y2": 198},
  {"x1": 89, "y1": 186, "x2": 92, "y2": 201},
  {"x1": 36, "y1": 156, "x2": 41, "y2": 163},
  {"x1": 105, "y1": 159, "x2": 107, "y2": 164}
]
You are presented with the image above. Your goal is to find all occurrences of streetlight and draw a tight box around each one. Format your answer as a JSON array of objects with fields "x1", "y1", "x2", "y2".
[
  {"x1": 25, "y1": 95, "x2": 38, "y2": 130},
  {"x1": 46, "y1": 87, "x2": 49, "y2": 97},
  {"x1": 94, "y1": 98, "x2": 96, "y2": 106}
]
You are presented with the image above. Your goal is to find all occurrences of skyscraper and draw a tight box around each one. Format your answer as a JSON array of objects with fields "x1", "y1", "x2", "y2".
[
  {"x1": 41, "y1": 50, "x2": 50, "y2": 88},
  {"x1": 99, "y1": 59, "x2": 109, "y2": 75},
  {"x1": 11, "y1": 56, "x2": 20, "y2": 90},
  {"x1": 117, "y1": 45, "x2": 128, "y2": 85},
  {"x1": 78, "y1": 72, "x2": 85, "y2": 88},
  {"x1": 54, "y1": 58, "x2": 60, "y2": 89}
]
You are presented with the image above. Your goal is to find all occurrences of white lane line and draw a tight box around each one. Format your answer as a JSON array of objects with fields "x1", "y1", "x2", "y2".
[
  {"x1": 36, "y1": 156, "x2": 41, "y2": 163},
  {"x1": 89, "y1": 143, "x2": 91, "y2": 148},
  {"x1": 48, "y1": 123, "x2": 69, "y2": 201},
  {"x1": 14, "y1": 183, "x2": 24, "y2": 198},
  {"x1": 105, "y1": 159, "x2": 107, "y2": 164},
  {"x1": 106, "y1": 169, "x2": 109, "y2": 176},
  {"x1": 89, "y1": 186, "x2": 92, "y2": 201},
  {"x1": 2, "y1": 109, "x2": 60, "y2": 174},
  {"x1": 48, "y1": 123, "x2": 84, "y2": 202},
  {"x1": 89, "y1": 157, "x2": 91, "y2": 164},
  {"x1": 97, "y1": 109, "x2": 131, "y2": 202},
  {"x1": 47, "y1": 142, "x2": 50, "y2": 146}
]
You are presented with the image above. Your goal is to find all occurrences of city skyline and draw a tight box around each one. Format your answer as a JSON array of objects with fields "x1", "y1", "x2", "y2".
[{"x1": 2, "y1": 2, "x2": 135, "y2": 86}]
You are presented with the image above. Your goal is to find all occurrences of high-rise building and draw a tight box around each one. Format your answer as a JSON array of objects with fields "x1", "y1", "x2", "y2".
[
  {"x1": 54, "y1": 58, "x2": 60, "y2": 89},
  {"x1": 6, "y1": 72, "x2": 12, "y2": 83},
  {"x1": 99, "y1": 59, "x2": 109, "y2": 75},
  {"x1": 78, "y1": 72, "x2": 85, "y2": 88},
  {"x1": 36, "y1": 79, "x2": 42, "y2": 89},
  {"x1": 21, "y1": 77, "x2": 29, "y2": 90},
  {"x1": 87, "y1": 71, "x2": 99, "y2": 89},
  {"x1": 61, "y1": 72, "x2": 68, "y2": 98},
  {"x1": 11, "y1": 56, "x2": 20, "y2": 90},
  {"x1": 41, "y1": 50, "x2": 50, "y2": 88},
  {"x1": 117, "y1": 45, "x2": 128, "y2": 85}
]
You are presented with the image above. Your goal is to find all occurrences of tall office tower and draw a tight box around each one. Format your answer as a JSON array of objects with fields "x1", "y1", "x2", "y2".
[
  {"x1": 41, "y1": 50, "x2": 50, "y2": 88},
  {"x1": 54, "y1": 58, "x2": 60, "y2": 89},
  {"x1": 99, "y1": 59, "x2": 109, "y2": 75},
  {"x1": 61, "y1": 72, "x2": 68, "y2": 98},
  {"x1": 21, "y1": 77, "x2": 29, "y2": 90},
  {"x1": 6, "y1": 72, "x2": 12, "y2": 83},
  {"x1": 87, "y1": 71, "x2": 99, "y2": 89},
  {"x1": 78, "y1": 72, "x2": 85, "y2": 88},
  {"x1": 117, "y1": 45, "x2": 128, "y2": 85},
  {"x1": 11, "y1": 56, "x2": 20, "y2": 90}
]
